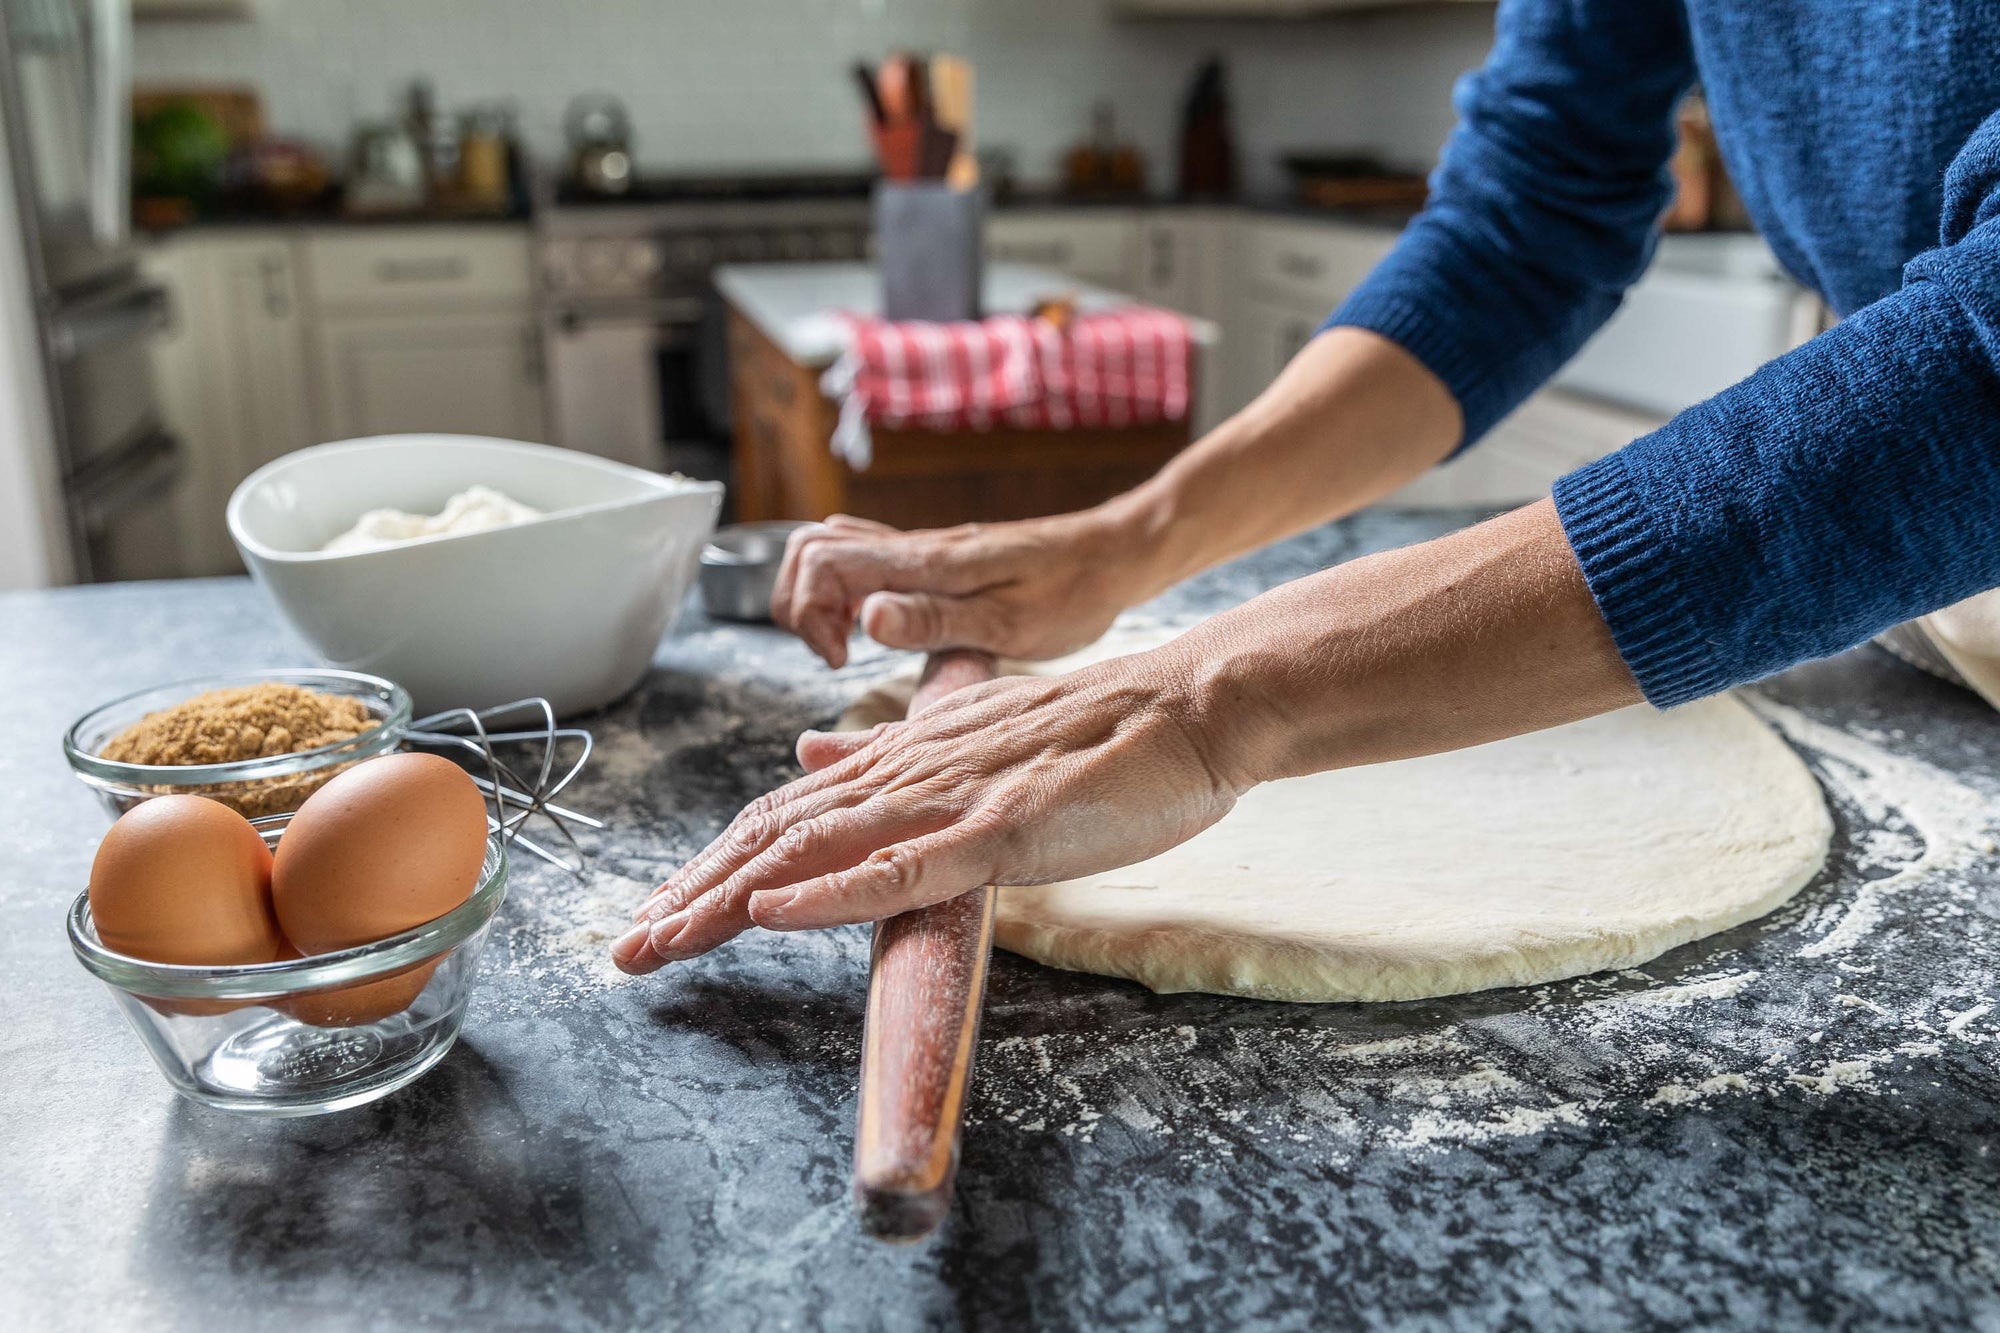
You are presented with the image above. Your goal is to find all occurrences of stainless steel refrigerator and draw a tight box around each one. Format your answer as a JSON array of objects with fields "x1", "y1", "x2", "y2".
[{"x1": 0, "y1": 0, "x2": 183, "y2": 583}]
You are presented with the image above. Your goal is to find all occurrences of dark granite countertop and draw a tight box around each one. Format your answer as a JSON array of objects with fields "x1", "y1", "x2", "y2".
[
  {"x1": 139, "y1": 206, "x2": 531, "y2": 237},
  {"x1": 138, "y1": 192, "x2": 1414, "y2": 236},
  {"x1": 5, "y1": 509, "x2": 1999, "y2": 1331}
]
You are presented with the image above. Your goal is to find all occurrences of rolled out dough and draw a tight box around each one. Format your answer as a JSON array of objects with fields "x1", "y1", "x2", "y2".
[{"x1": 837, "y1": 633, "x2": 1833, "y2": 1004}]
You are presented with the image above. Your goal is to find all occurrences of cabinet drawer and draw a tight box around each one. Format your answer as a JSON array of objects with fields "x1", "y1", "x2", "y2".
[
  {"x1": 1385, "y1": 389, "x2": 1665, "y2": 508},
  {"x1": 1236, "y1": 219, "x2": 1396, "y2": 311},
  {"x1": 304, "y1": 227, "x2": 532, "y2": 308},
  {"x1": 986, "y1": 211, "x2": 1138, "y2": 287}
]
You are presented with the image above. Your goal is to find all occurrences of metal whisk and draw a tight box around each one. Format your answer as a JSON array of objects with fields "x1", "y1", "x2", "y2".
[{"x1": 403, "y1": 698, "x2": 598, "y2": 874}]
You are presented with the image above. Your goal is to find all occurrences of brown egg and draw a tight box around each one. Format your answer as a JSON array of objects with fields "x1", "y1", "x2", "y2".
[
  {"x1": 90, "y1": 795, "x2": 285, "y2": 966},
  {"x1": 278, "y1": 960, "x2": 440, "y2": 1028},
  {"x1": 266, "y1": 924, "x2": 442, "y2": 1029},
  {"x1": 273, "y1": 752, "x2": 489, "y2": 956}
]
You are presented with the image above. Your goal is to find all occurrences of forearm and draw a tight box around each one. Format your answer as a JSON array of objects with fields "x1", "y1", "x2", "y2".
[
  {"x1": 624, "y1": 497, "x2": 1634, "y2": 968},
  {"x1": 1096, "y1": 327, "x2": 1463, "y2": 601},
  {"x1": 1167, "y1": 498, "x2": 1642, "y2": 787}
]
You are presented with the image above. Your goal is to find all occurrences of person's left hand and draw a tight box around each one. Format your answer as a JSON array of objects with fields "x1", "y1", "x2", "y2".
[{"x1": 610, "y1": 647, "x2": 1245, "y2": 974}]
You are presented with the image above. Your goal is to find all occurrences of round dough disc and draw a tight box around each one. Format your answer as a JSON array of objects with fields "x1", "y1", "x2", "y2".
[{"x1": 837, "y1": 633, "x2": 1832, "y2": 1003}]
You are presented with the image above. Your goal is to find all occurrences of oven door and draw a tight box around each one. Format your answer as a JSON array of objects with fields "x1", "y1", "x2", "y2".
[
  {"x1": 543, "y1": 298, "x2": 731, "y2": 485},
  {"x1": 69, "y1": 422, "x2": 184, "y2": 581}
]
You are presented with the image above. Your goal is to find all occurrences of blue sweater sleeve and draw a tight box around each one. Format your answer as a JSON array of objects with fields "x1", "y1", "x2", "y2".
[
  {"x1": 1327, "y1": 0, "x2": 1695, "y2": 446},
  {"x1": 1553, "y1": 110, "x2": 2000, "y2": 706}
]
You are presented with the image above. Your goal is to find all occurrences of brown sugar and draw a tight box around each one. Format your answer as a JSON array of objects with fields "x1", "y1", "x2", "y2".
[
  {"x1": 99, "y1": 683, "x2": 385, "y2": 818},
  {"x1": 102, "y1": 682, "x2": 378, "y2": 766}
]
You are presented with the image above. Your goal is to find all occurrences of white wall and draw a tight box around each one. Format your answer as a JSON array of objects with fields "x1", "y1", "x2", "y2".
[{"x1": 133, "y1": 0, "x2": 1495, "y2": 196}]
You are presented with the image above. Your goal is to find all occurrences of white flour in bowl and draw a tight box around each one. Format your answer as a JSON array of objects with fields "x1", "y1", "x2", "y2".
[{"x1": 321, "y1": 485, "x2": 543, "y2": 553}]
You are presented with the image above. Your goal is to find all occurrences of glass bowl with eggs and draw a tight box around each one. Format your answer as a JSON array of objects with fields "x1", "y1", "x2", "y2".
[
  {"x1": 63, "y1": 668, "x2": 412, "y2": 821},
  {"x1": 66, "y1": 751, "x2": 507, "y2": 1116}
]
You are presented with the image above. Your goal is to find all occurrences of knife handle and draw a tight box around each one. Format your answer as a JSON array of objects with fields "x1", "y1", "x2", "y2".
[{"x1": 853, "y1": 649, "x2": 998, "y2": 1241}]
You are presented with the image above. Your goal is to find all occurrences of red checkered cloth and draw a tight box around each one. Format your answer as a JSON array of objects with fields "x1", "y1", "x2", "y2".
[{"x1": 822, "y1": 307, "x2": 1194, "y2": 468}]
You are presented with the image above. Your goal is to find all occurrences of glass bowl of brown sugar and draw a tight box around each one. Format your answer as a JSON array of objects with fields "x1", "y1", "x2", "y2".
[{"x1": 64, "y1": 669, "x2": 413, "y2": 821}]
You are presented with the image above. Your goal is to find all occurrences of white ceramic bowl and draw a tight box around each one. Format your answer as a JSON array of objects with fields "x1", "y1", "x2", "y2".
[{"x1": 228, "y1": 435, "x2": 723, "y2": 716}]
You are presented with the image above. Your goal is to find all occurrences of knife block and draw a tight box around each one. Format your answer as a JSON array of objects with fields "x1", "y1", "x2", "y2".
[{"x1": 875, "y1": 182, "x2": 984, "y2": 323}]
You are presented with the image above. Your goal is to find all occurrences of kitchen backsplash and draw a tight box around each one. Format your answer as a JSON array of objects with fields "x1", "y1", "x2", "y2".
[{"x1": 133, "y1": 0, "x2": 1495, "y2": 194}]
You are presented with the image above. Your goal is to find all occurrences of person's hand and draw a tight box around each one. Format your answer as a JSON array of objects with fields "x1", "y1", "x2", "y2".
[
  {"x1": 770, "y1": 507, "x2": 1158, "y2": 668},
  {"x1": 610, "y1": 644, "x2": 1244, "y2": 974}
]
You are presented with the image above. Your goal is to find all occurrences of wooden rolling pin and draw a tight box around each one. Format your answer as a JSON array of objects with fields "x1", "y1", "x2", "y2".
[{"x1": 853, "y1": 648, "x2": 1000, "y2": 1241}]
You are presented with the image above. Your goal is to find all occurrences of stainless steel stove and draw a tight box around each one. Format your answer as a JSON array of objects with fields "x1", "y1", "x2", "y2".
[{"x1": 535, "y1": 172, "x2": 872, "y2": 483}]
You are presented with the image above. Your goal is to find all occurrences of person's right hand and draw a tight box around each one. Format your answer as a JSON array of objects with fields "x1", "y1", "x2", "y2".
[{"x1": 770, "y1": 507, "x2": 1156, "y2": 667}]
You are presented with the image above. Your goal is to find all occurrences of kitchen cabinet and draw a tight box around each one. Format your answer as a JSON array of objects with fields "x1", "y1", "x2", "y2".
[
  {"x1": 1234, "y1": 216, "x2": 1398, "y2": 310},
  {"x1": 1218, "y1": 219, "x2": 1396, "y2": 418},
  {"x1": 299, "y1": 227, "x2": 545, "y2": 445},
  {"x1": 1219, "y1": 215, "x2": 1655, "y2": 505},
  {"x1": 1131, "y1": 209, "x2": 1230, "y2": 433},
  {"x1": 142, "y1": 231, "x2": 315, "y2": 576},
  {"x1": 1223, "y1": 294, "x2": 1325, "y2": 416},
  {"x1": 143, "y1": 224, "x2": 544, "y2": 573},
  {"x1": 1129, "y1": 210, "x2": 1207, "y2": 313},
  {"x1": 311, "y1": 309, "x2": 544, "y2": 442},
  {"x1": 1385, "y1": 389, "x2": 1666, "y2": 508},
  {"x1": 986, "y1": 210, "x2": 1140, "y2": 288}
]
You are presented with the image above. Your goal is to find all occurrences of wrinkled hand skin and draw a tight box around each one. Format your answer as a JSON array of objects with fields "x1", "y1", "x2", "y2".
[
  {"x1": 611, "y1": 648, "x2": 1241, "y2": 974},
  {"x1": 768, "y1": 511, "x2": 1150, "y2": 669}
]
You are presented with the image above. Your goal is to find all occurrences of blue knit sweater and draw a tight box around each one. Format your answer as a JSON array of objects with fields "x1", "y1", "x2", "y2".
[{"x1": 1329, "y1": 0, "x2": 2000, "y2": 706}]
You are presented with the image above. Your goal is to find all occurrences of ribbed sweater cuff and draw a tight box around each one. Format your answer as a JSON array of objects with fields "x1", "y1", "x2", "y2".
[
  {"x1": 1553, "y1": 450, "x2": 1726, "y2": 708},
  {"x1": 1323, "y1": 288, "x2": 1514, "y2": 452}
]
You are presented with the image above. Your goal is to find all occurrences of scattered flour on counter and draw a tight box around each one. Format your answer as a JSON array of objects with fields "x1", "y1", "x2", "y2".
[
  {"x1": 1750, "y1": 699, "x2": 1996, "y2": 958},
  {"x1": 1613, "y1": 971, "x2": 1759, "y2": 1009},
  {"x1": 492, "y1": 865, "x2": 650, "y2": 1002},
  {"x1": 1390, "y1": 1101, "x2": 1590, "y2": 1151},
  {"x1": 1946, "y1": 1002, "x2": 1993, "y2": 1036},
  {"x1": 1781, "y1": 1042, "x2": 1942, "y2": 1095},
  {"x1": 1648, "y1": 1074, "x2": 1751, "y2": 1106},
  {"x1": 1786, "y1": 1060, "x2": 1883, "y2": 1095}
]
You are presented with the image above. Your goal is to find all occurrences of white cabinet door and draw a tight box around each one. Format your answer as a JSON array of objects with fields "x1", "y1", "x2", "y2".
[
  {"x1": 218, "y1": 241, "x2": 316, "y2": 472},
  {"x1": 143, "y1": 232, "x2": 315, "y2": 575},
  {"x1": 1218, "y1": 218, "x2": 1401, "y2": 419},
  {"x1": 312, "y1": 310, "x2": 547, "y2": 443},
  {"x1": 1384, "y1": 389, "x2": 1666, "y2": 509},
  {"x1": 1235, "y1": 218, "x2": 1398, "y2": 310},
  {"x1": 986, "y1": 210, "x2": 1140, "y2": 288},
  {"x1": 1131, "y1": 213, "x2": 1197, "y2": 311},
  {"x1": 1130, "y1": 209, "x2": 1231, "y2": 316},
  {"x1": 1221, "y1": 294, "x2": 1326, "y2": 418},
  {"x1": 1130, "y1": 209, "x2": 1231, "y2": 432}
]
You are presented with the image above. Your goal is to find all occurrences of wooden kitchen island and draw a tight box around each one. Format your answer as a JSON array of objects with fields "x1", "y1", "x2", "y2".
[{"x1": 715, "y1": 262, "x2": 1217, "y2": 527}]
